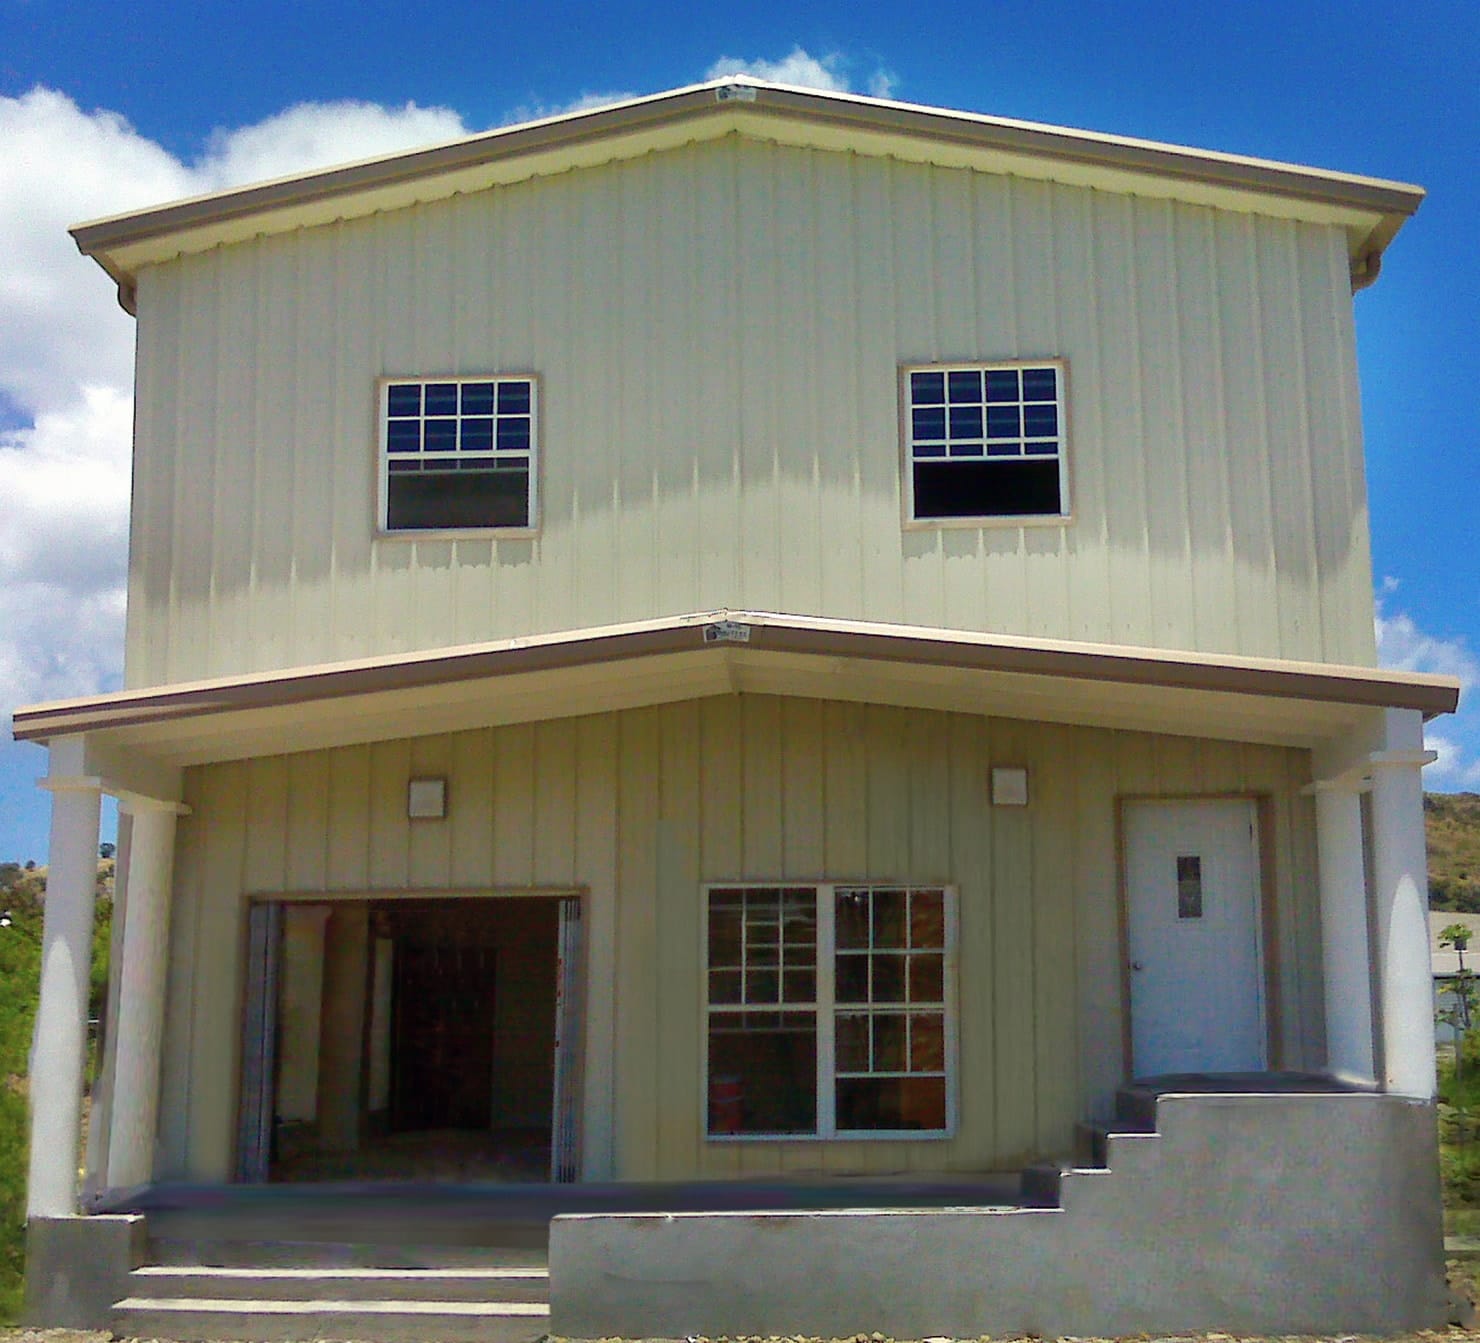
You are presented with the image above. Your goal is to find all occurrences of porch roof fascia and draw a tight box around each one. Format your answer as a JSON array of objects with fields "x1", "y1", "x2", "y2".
[
  {"x1": 71, "y1": 78, "x2": 1422, "y2": 310},
  {"x1": 10, "y1": 610, "x2": 1459, "y2": 760}
]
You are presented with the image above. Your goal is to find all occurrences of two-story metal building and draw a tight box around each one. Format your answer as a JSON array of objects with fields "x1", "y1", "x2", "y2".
[{"x1": 14, "y1": 77, "x2": 1461, "y2": 1337}]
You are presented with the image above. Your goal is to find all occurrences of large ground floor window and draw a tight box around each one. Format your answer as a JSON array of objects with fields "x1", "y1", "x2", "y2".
[{"x1": 704, "y1": 883, "x2": 955, "y2": 1139}]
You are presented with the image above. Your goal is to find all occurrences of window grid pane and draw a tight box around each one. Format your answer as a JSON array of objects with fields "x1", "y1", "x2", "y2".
[
  {"x1": 708, "y1": 884, "x2": 950, "y2": 1138},
  {"x1": 383, "y1": 375, "x2": 536, "y2": 531},
  {"x1": 905, "y1": 363, "x2": 1065, "y2": 520}
]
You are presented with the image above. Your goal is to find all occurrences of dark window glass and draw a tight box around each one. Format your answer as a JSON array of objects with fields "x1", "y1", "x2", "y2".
[
  {"x1": 949, "y1": 405, "x2": 983, "y2": 439},
  {"x1": 745, "y1": 969, "x2": 780, "y2": 1004},
  {"x1": 708, "y1": 1019, "x2": 817, "y2": 1135},
  {"x1": 873, "y1": 1013, "x2": 907, "y2": 1070},
  {"x1": 709, "y1": 970, "x2": 742, "y2": 1004},
  {"x1": 910, "y1": 890, "x2": 944, "y2": 948},
  {"x1": 783, "y1": 968, "x2": 816, "y2": 1003},
  {"x1": 947, "y1": 369, "x2": 981, "y2": 404},
  {"x1": 910, "y1": 1014, "x2": 945, "y2": 1072},
  {"x1": 836, "y1": 1013, "x2": 869, "y2": 1072},
  {"x1": 424, "y1": 383, "x2": 458, "y2": 416},
  {"x1": 709, "y1": 909, "x2": 742, "y2": 965},
  {"x1": 1022, "y1": 367, "x2": 1058, "y2": 401},
  {"x1": 985, "y1": 369, "x2": 1020, "y2": 402},
  {"x1": 913, "y1": 459, "x2": 1062, "y2": 519},
  {"x1": 986, "y1": 406, "x2": 1021, "y2": 439},
  {"x1": 424, "y1": 419, "x2": 457, "y2": 452},
  {"x1": 836, "y1": 1076, "x2": 945, "y2": 1131},
  {"x1": 498, "y1": 381, "x2": 532, "y2": 414},
  {"x1": 461, "y1": 418, "x2": 494, "y2": 452},
  {"x1": 836, "y1": 891, "x2": 870, "y2": 949},
  {"x1": 914, "y1": 440, "x2": 947, "y2": 458},
  {"x1": 871, "y1": 890, "x2": 907, "y2": 947},
  {"x1": 912, "y1": 406, "x2": 947, "y2": 442},
  {"x1": 835, "y1": 953, "x2": 869, "y2": 1004},
  {"x1": 911, "y1": 370, "x2": 945, "y2": 404},
  {"x1": 1023, "y1": 404, "x2": 1059, "y2": 438},
  {"x1": 387, "y1": 384, "x2": 422, "y2": 416},
  {"x1": 387, "y1": 420, "x2": 421, "y2": 453},
  {"x1": 498, "y1": 417, "x2": 531, "y2": 451},
  {"x1": 909, "y1": 955, "x2": 944, "y2": 1004},
  {"x1": 461, "y1": 382, "x2": 496, "y2": 415},
  {"x1": 1025, "y1": 441, "x2": 1059, "y2": 456},
  {"x1": 872, "y1": 954, "x2": 906, "y2": 1003},
  {"x1": 387, "y1": 467, "x2": 530, "y2": 530}
]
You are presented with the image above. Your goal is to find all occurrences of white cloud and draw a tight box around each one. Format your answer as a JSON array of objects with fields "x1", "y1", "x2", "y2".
[
  {"x1": 501, "y1": 90, "x2": 636, "y2": 126},
  {"x1": 196, "y1": 99, "x2": 468, "y2": 190},
  {"x1": 1376, "y1": 587, "x2": 1480, "y2": 791},
  {"x1": 0, "y1": 87, "x2": 469, "y2": 723},
  {"x1": 705, "y1": 47, "x2": 897, "y2": 99}
]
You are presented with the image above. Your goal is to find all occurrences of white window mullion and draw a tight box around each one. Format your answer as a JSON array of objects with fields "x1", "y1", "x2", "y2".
[{"x1": 817, "y1": 884, "x2": 837, "y2": 1139}]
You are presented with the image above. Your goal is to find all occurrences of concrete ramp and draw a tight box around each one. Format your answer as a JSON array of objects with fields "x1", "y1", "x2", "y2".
[{"x1": 550, "y1": 1091, "x2": 1447, "y2": 1339}]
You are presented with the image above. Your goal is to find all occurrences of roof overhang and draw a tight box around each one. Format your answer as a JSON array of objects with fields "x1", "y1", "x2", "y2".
[
  {"x1": 11, "y1": 611, "x2": 1459, "y2": 773},
  {"x1": 72, "y1": 78, "x2": 1424, "y2": 312}
]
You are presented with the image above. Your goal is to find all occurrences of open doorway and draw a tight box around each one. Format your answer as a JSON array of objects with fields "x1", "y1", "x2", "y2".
[{"x1": 238, "y1": 894, "x2": 582, "y2": 1184}]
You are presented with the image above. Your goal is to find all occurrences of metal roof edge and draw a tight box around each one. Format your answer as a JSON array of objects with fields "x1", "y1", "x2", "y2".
[
  {"x1": 69, "y1": 79, "x2": 1424, "y2": 277},
  {"x1": 10, "y1": 610, "x2": 1461, "y2": 744}
]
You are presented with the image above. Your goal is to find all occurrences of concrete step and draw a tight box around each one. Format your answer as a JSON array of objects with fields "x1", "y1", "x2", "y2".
[
  {"x1": 112, "y1": 1295, "x2": 550, "y2": 1343},
  {"x1": 126, "y1": 1263, "x2": 549, "y2": 1303},
  {"x1": 1113, "y1": 1086, "x2": 1160, "y2": 1132},
  {"x1": 1018, "y1": 1162, "x2": 1066, "y2": 1209},
  {"x1": 147, "y1": 1236, "x2": 549, "y2": 1268}
]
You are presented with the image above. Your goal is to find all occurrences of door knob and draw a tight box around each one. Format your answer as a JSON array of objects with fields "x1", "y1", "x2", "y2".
[{"x1": 1131, "y1": 961, "x2": 1145, "y2": 971}]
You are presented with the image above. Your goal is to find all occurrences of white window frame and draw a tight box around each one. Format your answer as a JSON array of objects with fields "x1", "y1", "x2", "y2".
[
  {"x1": 900, "y1": 358, "x2": 1071, "y2": 528},
  {"x1": 377, "y1": 374, "x2": 540, "y2": 537},
  {"x1": 701, "y1": 882, "x2": 958, "y2": 1142}
]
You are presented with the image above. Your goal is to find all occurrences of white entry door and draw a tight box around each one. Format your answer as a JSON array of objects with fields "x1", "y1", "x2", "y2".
[{"x1": 1125, "y1": 799, "x2": 1266, "y2": 1078}]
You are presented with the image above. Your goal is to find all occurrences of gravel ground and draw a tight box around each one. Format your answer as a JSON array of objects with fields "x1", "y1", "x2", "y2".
[{"x1": 4, "y1": 1330, "x2": 1480, "y2": 1343}]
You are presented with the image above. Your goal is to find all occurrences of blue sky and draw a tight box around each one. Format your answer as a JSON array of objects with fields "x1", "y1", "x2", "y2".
[{"x1": 0, "y1": 0, "x2": 1476, "y2": 861}]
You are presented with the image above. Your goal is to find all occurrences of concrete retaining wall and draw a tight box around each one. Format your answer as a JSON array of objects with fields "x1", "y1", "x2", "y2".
[
  {"x1": 550, "y1": 1092, "x2": 1447, "y2": 1338},
  {"x1": 25, "y1": 1214, "x2": 146, "y2": 1328}
]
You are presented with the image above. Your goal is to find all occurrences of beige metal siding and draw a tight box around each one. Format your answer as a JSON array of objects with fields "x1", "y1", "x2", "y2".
[
  {"x1": 158, "y1": 695, "x2": 1321, "y2": 1183},
  {"x1": 126, "y1": 136, "x2": 1375, "y2": 689}
]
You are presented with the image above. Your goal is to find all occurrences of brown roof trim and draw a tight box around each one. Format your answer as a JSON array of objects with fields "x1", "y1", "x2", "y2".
[
  {"x1": 70, "y1": 79, "x2": 1423, "y2": 280},
  {"x1": 10, "y1": 611, "x2": 1460, "y2": 744}
]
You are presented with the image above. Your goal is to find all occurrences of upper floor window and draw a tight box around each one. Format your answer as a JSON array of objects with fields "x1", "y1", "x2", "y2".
[
  {"x1": 380, "y1": 376, "x2": 537, "y2": 532},
  {"x1": 903, "y1": 361, "x2": 1068, "y2": 523}
]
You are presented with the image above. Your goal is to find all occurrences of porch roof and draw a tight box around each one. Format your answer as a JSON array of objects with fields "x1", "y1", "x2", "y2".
[{"x1": 10, "y1": 610, "x2": 1459, "y2": 769}]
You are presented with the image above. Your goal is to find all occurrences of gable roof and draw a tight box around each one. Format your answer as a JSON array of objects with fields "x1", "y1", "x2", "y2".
[
  {"x1": 11, "y1": 609, "x2": 1460, "y2": 771},
  {"x1": 72, "y1": 77, "x2": 1424, "y2": 312}
]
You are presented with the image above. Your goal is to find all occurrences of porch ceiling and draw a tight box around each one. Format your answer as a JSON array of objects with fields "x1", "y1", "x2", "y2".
[{"x1": 10, "y1": 610, "x2": 1459, "y2": 768}]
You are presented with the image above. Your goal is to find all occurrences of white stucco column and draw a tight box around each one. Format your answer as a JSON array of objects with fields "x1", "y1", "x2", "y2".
[
  {"x1": 27, "y1": 769, "x2": 103, "y2": 1217},
  {"x1": 105, "y1": 797, "x2": 186, "y2": 1190},
  {"x1": 1368, "y1": 709, "x2": 1438, "y2": 1099},
  {"x1": 1313, "y1": 780, "x2": 1377, "y2": 1084}
]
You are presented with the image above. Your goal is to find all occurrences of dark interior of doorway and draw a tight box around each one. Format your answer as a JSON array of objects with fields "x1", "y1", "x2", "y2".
[{"x1": 270, "y1": 895, "x2": 561, "y2": 1183}]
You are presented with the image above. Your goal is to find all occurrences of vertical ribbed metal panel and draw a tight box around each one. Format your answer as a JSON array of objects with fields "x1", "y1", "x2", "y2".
[
  {"x1": 127, "y1": 137, "x2": 1376, "y2": 688},
  {"x1": 161, "y1": 699, "x2": 1320, "y2": 1180}
]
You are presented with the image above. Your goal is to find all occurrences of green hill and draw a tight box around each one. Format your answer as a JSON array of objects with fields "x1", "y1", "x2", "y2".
[{"x1": 1429, "y1": 793, "x2": 1480, "y2": 912}]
